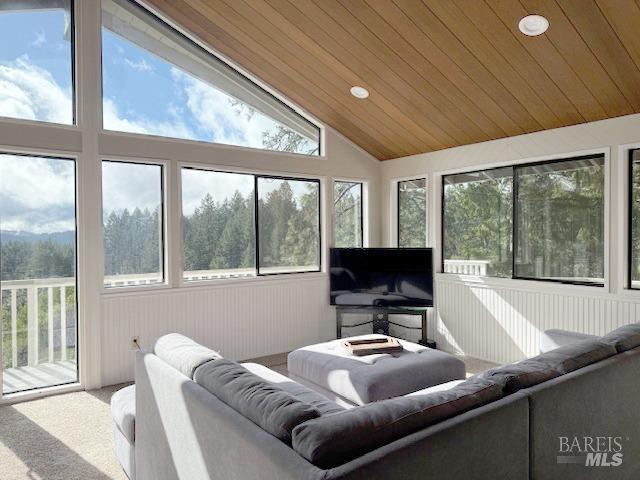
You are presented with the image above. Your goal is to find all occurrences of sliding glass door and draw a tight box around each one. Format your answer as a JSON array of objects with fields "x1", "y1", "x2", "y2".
[{"x1": 0, "y1": 153, "x2": 78, "y2": 395}]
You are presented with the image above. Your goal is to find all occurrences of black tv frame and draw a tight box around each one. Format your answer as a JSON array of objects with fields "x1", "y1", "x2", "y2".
[{"x1": 329, "y1": 247, "x2": 434, "y2": 308}]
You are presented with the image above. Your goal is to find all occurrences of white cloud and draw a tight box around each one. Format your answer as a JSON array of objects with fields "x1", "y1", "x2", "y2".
[
  {"x1": 30, "y1": 31, "x2": 46, "y2": 47},
  {"x1": 102, "y1": 97, "x2": 196, "y2": 140},
  {"x1": 124, "y1": 58, "x2": 153, "y2": 72},
  {"x1": 181, "y1": 168, "x2": 254, "y2": 216},
  {"x1": 0, "y1": 56, "x2": 72, "y2": 124},
  {"x1": 173, "y1": 68, "x2": 278, "y2": 149},
  {"x1": 102, "y1": 161, "x2": 162, "y2": 215},
  {"x1": 0, "y1": 155, "x2": 75, "y2": 233}
]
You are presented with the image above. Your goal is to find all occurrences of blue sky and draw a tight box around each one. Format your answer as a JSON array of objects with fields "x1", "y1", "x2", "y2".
[
  {"x1": 0, "y1": 3, "x2": 316, "y2": 234},
  {"x1": 0, "y1": 9, "x2": 71, "y2": 88}
]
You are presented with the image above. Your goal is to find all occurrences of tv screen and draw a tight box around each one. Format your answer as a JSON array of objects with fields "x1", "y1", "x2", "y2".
[{"x1": 330, "y1": 248, "x2": 433, "y2": 307}]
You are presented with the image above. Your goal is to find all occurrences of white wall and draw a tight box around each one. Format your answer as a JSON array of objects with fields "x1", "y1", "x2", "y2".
[{"x1": 381, "y1": 113, "x2": 640, "y2": 364}]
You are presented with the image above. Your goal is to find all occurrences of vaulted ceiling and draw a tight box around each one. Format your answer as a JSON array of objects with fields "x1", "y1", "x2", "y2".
[{"x1": 148, "y1": 0, "x2": 640, "y2": 160}]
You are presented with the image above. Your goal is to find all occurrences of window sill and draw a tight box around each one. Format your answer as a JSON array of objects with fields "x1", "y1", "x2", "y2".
[
  {"x1": 1, "y1": 382, "x2": 82, "y2": 406},
  {"x1": 100, "y1": 271, "x2": 327, "y2": 297},
  {"x1": 101, "y1": 281, "x2": 172, "y2": 296},
  {"x1": 435, "y1": 272, "x2": 611, "y2": 297},
  {"x1": 611, "y1": 288, "x2": 640, "y2": 301},
  {"x1": 0, "y1": 116, "x2": 79, "y2": 131},
  {"x1": 182, "y1": 271, "x2": 325, "y2": 288}
]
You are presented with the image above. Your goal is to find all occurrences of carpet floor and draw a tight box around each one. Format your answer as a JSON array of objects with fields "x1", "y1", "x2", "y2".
[
  {"x1": 0, "y1": 384, "x2": 129, "y2": 480},
  {"x1": 0, "y1": 354, "x2": 497, "y2": 480}
]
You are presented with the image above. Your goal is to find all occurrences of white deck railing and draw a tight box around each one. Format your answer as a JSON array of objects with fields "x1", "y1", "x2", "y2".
[
  {"x1": 1, "y1": 277, "x2": 75, "y2": 368},
  {"x1": 444, "y1": 259, "x2": 490, "y2": 276},
  {"x1": 0, "y1": 273, "x2": 167, "y2": 368}
]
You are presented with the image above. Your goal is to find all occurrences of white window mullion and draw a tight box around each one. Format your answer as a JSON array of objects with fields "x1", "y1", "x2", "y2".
[{"x1": 76, "y1": 0, "x2": 103, "y2": 390}]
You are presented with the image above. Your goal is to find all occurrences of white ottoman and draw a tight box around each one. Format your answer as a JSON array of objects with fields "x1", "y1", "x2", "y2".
[{"x1": 287, "y1": 335, "x2": 466, "y2": 406}]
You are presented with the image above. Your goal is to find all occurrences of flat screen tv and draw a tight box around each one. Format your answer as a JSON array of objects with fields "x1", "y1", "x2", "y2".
[{"x1": 330, "y1": 248, "x2": 433, "y2": 307}]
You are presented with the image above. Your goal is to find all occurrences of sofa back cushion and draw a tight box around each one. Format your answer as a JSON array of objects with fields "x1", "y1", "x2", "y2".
[
  {"x1": 291, "y1": 377, "x2": 502, "y2": 468},
  {"x1": 531, "y1": 339, "x2": 616, "y2": 374},
  {"x1": 478, "y1": 359, "x2": 561, "y2": 395},
  {"x1": 194, "y1": 359, "x2": 320, "y2": 444},
  {"x1": 601, "y1": 323, "x2": 640, "y2": 353},
  {"x1": 153, "y1": 333, "x2": 221, "y2": 379}
]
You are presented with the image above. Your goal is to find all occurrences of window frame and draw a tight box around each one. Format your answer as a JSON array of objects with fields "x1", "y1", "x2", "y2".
[
  {"x1": 0, "y1": 0, "x2": 77, "y2": 127},
  {"x1": 99, "y1": 0, "x2": 321, "y2": 156},
  {"x1": 255, "y1": 174, "x2": 322, "y2": 276},
  {"x1": 440, "y1": 165, "x2": 514, "y2": 279},
  {"x1": 628, "y1": 148, "x2": 640, "y2": 290},
  {"x1": 397, "y1": 177, "x2": 427, "y2": 248},
  {"x1": 333, "y1": 179, "x2": 364, "y2": 248},
  {"x1": 0, "y1": 149, "x2": 80, "y2": 393},
  {"x1": 441, "y1": 153, "x2": 606, "y2": 287},
  {"x1": 179, "y1": 165, "x2": 256, "y2": 282},
  {"x1": 100, "y1": 158, "x2": 168, "y2": 290},
  {"x1": 178, "y1": 165, "x2": 322, "y2": 282}
]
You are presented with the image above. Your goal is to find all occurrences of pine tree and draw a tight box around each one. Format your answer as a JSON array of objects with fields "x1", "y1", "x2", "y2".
[{"x1": 334, "y1": 182, "x2": 361, "y2": 248}]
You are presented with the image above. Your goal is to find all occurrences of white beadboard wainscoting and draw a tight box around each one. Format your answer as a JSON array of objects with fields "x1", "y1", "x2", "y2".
[
  {"x1": 435, "y1": 274, "x2": 640, "y2": 365},
  {"x1": 100, "y1": 274, "x2": 333, "y2": 386}
]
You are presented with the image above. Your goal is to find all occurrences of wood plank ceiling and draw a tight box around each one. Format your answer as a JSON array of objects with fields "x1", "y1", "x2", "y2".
[{"x1": 147, "y1": 0, "x2": 640, "y2": 160}]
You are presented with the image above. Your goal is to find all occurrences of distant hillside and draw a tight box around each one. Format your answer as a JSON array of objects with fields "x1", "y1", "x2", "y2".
[{"x1": 0, "y1": 230, "x2": 75, "y2": 245}]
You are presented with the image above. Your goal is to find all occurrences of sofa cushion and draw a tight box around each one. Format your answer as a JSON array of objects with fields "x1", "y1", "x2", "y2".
[
  {"x1": 540, "y1": 329, "x2": 598, "y2": 353},
  {"x1": 530, "y1": 339, "x2": 616, "y2": 374},
  {"x1": 153, "y1": 333, "x2": 221, "y2": 379},
  {"x1": 405, "y1": 379, "x2": 465, "y2": 397},
  {"x1": 478, "y1": 359, "x2": 561, "y2": 395},
  {"x1": 291, "y1": 377, "x2": 502, "y2": 468},
  {"x1": 601, "y1": 323, "x2": 640, "y2": 353},
  {"x1": 241, "y1": 362, "x2": 344, "y2": 415},
  {"x1": 194, "y1": 359, "x2": 321, "y2": 444},
  {"x1": 111, "y1": 384, "x2": 136, "y2": 443}
]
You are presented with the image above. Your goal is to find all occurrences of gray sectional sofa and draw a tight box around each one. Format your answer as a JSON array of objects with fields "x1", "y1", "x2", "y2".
[{"x1": 112, "y1": 324, "x2": 640, "y2": 480}]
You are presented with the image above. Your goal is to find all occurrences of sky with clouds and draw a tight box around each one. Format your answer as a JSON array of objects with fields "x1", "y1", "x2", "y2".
[{"x1": 0, "y1": 4, "x2": 316, "y2": 234}]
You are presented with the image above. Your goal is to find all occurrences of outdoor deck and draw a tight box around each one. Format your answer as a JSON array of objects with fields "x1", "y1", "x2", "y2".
[{"x1": 3, "y1": 360, "x2": 77, "y2": 394}]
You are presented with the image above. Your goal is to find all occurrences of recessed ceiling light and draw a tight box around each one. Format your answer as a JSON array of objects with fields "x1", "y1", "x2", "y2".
[
  {"x1": 350, "y1": 86, "x2": 369, "y2": 99},
  {"x1": 518, "y1": 14, "x2": 549, "y2": 36}
]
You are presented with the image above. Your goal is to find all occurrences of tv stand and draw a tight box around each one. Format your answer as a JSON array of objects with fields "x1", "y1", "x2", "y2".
[{"x1": 335, "y1": 306, "x2": 436, "y2": 348}]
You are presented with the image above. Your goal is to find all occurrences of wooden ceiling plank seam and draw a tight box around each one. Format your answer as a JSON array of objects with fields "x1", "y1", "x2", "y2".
[
  {"x1": 594, "y1": 0, "x2": 640, "y2": 79},
  {"x1": 519, "y1": 0, "x2": 633, "y2": 117},
  {"x1": 166, "y1": 0, "x2": 400, "y2": 158},
  {"x1": 394, "y1": 0, "x2": 537, "y2": 133},
  {"x1": 556, "y1": 0, "x2": 640, "y2": 111},
  {"x1": 336, "y1": 0, "x2": 508, "y2": 141},
  {"x1": 161, "y1": 0, "x2": 396, "y2": 159},
  {"x1": 455, "y1": 0, "x2": 582, "y2": 126},
  {"x1": 485, "y1": 0, "x2": 605, "y2": 124},
  {"x1": 489, "y1": 0, "x2": 607, "y2": 122},
  {"x1": 424, "y1": 0, "x2": 559, "y2": 131},
  {"x1": 245, "y1": 3, "x2": 455, "y2": 149},
  {"x1": 288, "y1": 0, "x2": 478, "y2": 147},
  {"x1": 376, "y1": 0, "x2": 523, "y2": 137},
  {"x1": 212, "y1": 0, "x2": 422, "y2": 156},
  {"x1": 281, "y1": 0, "x2": 480, "y2": 147},
  {"x1": 226, "y1": 0, "x2": 436, "y2": 153}
]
